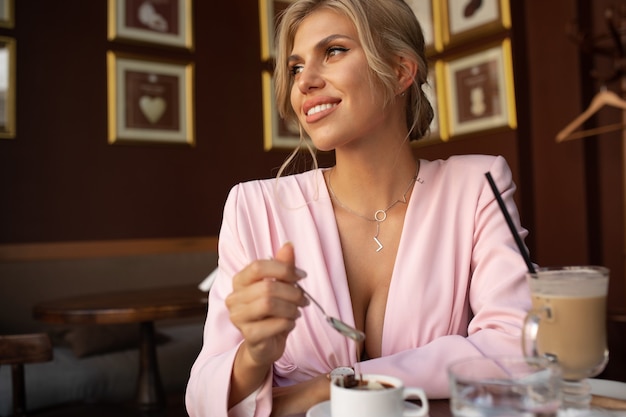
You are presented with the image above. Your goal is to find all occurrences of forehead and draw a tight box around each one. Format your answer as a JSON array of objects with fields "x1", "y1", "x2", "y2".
[{"x1": 292, "y1": 8, "x2": 357, "y2": 48}]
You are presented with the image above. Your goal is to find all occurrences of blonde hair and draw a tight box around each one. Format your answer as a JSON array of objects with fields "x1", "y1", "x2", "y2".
[{"x1": 274, "y1": 0, "x2": 433, "y2": 147}]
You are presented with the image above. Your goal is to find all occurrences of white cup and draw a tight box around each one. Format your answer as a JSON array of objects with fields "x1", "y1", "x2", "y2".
[{"x1": 330, "y1": 373, "x2": 429, "y2": 417}]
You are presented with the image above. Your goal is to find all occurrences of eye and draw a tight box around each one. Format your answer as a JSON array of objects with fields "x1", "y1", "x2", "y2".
[
  {"x1": 289, "y1": 64, "x2": 304, "y2": 76},
  {"x1": 327, "y1": 46, "x2": 349, "y2": 58}
]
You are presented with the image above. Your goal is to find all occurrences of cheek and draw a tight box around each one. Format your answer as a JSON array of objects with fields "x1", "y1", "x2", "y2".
[{"x1": 290, "y1": 87, "x2": 300, "y2": 114}]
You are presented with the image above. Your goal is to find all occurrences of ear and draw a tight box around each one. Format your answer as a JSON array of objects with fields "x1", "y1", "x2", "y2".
[{"x1": 395, "y1": 55, "x2": 418, "y2": 94}]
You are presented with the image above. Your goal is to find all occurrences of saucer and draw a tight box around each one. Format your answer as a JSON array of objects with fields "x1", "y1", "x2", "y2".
[
  {"x1": 306, "y1": 401, "x2": 330, "y2": 417},
  {"x1": 589, "y1": 378, "x2": 626, "y2": 400},
  {"x1": 306, "y1": 400, "x2": 423, "y2": 417}
]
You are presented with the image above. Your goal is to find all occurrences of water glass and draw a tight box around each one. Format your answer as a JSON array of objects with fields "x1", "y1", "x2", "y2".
[{"x1": 448, "y1": 356, "x2": 562, "y2": 417}]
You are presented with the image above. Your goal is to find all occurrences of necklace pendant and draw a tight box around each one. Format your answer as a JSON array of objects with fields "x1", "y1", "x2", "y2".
[{"x1": 374, "y1": 236, "x2": 383, "y2": 252}]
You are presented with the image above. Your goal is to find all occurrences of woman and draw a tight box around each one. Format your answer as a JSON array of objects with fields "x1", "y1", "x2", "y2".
[{"x1": 186, "y1": 0, "x2": 531, "y2": 416}]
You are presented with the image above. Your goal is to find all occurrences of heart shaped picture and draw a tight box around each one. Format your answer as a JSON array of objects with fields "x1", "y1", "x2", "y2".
[{"x1": 139, "y1": 96, "x2": 167, "y2": 124}]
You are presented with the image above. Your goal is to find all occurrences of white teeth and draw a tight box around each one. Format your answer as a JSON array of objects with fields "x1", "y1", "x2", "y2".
[{"x1": 307, "y1": 103, "x2": 336, "y2": 116}]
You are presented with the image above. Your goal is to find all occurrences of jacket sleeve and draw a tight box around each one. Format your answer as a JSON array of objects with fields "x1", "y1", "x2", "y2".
[{"x1": 185, "y1": 184, "x2": 275, "y2": 417}]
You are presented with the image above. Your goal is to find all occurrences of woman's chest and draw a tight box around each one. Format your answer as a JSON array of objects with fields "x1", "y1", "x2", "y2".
[{"x1": 336, "y1": 211, "x2": 406, "y2": 358}]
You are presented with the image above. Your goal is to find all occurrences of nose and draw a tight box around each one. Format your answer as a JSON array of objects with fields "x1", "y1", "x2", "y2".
[{"x1": 296, "y1": 63, "x2": 325, "y2": 94}]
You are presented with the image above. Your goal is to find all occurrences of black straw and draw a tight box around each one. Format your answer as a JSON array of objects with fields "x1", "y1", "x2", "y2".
[{"x1": 485, "y1": 172, "x2": 536, "y2": 274}]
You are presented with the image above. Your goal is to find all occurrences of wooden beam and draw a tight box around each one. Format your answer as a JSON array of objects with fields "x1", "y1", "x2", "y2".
[{"x1": 0, "y1": 236, "x2": 219, "y2": 262}]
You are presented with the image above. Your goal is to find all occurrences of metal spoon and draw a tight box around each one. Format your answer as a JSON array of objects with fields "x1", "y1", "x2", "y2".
[{"x1": 295, "y1": 283, "x2": 366, "y2": 342}]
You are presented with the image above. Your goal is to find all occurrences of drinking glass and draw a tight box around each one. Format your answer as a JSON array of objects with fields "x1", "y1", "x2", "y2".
[
  {"x1": 522, "y1": 266, "x2": 609, "y2": 409},
  {"x1": 448, "y1": 356, "x2": 562, "y2": 417}
]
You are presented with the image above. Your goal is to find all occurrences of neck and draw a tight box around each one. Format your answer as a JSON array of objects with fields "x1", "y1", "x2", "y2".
[
  {"x1": 327, "y1": 157, "x2": 419, "y2": 217},
  {"x1": 330, "y1": 147, "x2": 418, "y2": 199}
]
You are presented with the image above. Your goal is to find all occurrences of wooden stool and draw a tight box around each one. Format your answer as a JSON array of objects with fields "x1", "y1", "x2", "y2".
[{"x1": 0, "y1": 333, "x2": 52, "y2": 416}]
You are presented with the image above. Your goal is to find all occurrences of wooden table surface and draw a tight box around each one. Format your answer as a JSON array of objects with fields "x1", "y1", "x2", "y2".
[
  {"x1": 429, "y1": 399, "x2": 452, "y2": 417},
  {"x1": 33, "y1": 283, "x2": 208, "y2": 325}
]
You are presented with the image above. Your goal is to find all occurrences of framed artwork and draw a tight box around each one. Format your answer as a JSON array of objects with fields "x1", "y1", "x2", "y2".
[
  {"x1": 0, "y1": 0, "x2": 14, "y2": 28},
  {"x1": 404, "y1": 0, "x2": 442, "y2": 54},
  {"x1": 261, "y1": 70, "x2": 302, "y2": 150},
  {"x1": 107, "y1": 52, "x2": 195, "y2": 145},
  {"x1": 441, "y1": 0, "x2": 511, "y2": 46},
  {"x1": 108, "y1": 0, "x2": 193, "y2": 49},
  {"x1": 259, "y1": 0, "x2": 295, "y2": 61},
  {"x1": 0, "y1": 36, "x2": 15, "y2": 139},
  {"x1": 0, "y1": 37, "x2": 15, "y2": 139},
  {"x1": 442, "y1": 38, "x2": 516, "y2": 137}
]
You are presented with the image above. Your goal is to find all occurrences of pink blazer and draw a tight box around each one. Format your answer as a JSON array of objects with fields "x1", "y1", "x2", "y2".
[{"x1": 186, "y1": 155, "x2": 532, "y2": 417}]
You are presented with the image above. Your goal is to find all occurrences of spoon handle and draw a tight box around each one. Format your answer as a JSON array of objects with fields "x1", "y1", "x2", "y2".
[{"x1": 295, "y1": 283, "x2": 327, "y2": 317}]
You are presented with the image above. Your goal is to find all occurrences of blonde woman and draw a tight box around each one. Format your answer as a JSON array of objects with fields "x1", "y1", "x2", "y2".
[{"x1": 186, "y1": 1, "x2": 531, "y2": 416}]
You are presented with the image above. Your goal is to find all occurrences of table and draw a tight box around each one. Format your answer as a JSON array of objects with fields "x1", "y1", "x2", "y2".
[
  {"x1": 429, "y1": 399, "x2": 452, "y2": 417},
  {"x1": 33, "y1": 284, "x2": 208, "y2": 413}
]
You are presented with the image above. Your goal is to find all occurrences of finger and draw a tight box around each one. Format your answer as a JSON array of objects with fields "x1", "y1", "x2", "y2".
[
  {"x1": 233, "y1": 257, "x2": 303, "y2": 290},
  {"x1": 239, "y1": 316, "x2": 297, "y2": 346},
  {"x1": 275, "y1": 242, "x2": 295, "y2": 267},
  {"x1": 227, "y1": 279, "x2": 305, "y2": 323}
]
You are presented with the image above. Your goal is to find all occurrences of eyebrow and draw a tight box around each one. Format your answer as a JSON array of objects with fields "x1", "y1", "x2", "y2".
[{"x1": 287, "y1": 34, "x2": 354, "y2": 64}]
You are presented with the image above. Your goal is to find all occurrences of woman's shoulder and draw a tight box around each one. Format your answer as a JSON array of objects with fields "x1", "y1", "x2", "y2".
[
  {"x1": 423, "y1": 154, "x2": 510, "y2": 176},
  {"x1": 226, "y1": 169, "x2": 324, "y2": 203},
  {"x1": 420, "y1": 154, "x2": 513, "y2": 191},
  {"x1": 232, "y1": 169, "x2": 321, "y2": 190}
]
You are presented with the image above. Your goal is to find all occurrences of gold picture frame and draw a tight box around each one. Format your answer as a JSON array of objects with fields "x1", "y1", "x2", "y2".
[
  {"x1": 108, "y1": 0, "x2": 193, "y2": 50},
  {"x1": 107, "y1": 52, "x2": 195, "y2": 145},
  {"x1": 441, "y1": 38, "x2": 516, "y2": 138},
  {"x1": 441, "y1": 0, "x2": 511, "y2": 47},
  {"x1": 261, "y1": 70, "x2": 302, "y2": 151},
  {"x1": 0, "y1": 0, "x2": 14, "y2": 28},
  {"x1": 0, "y1": 37, "x2": 15, "y2": 139},
  {"x1": 405, "y1": 0, "x2": 443, "y2": 55},
  {"x1": 259, "y1": 0, "x2": 295, "y2": 61}
]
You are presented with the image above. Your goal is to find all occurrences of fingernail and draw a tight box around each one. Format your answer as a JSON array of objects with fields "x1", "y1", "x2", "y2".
[{"x1": 295, "y1": 267, "x2": 307, "y2": 278}]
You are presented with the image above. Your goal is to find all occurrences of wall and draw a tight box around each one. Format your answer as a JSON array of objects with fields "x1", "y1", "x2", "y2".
[{"x1": 0, "y1": 0, "x2": 304, "y2": 244}]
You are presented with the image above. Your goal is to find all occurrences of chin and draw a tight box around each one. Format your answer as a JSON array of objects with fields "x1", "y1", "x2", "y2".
[
  {"x1": 308, "y1": 139, "x2": 335, "y2": 152},
  {"x1": 308, "y1": 133, "x2": 342, "y2": 152}
]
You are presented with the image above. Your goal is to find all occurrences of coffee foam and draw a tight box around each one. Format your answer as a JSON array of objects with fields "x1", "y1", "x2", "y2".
[{"x1": 529, "y1": 274, "x2": 608, "y2": 297}]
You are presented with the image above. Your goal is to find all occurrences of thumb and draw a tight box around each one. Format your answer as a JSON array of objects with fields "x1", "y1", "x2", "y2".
[{"x1": 275, "y1": 242, "x2": 295, "y2": 268}]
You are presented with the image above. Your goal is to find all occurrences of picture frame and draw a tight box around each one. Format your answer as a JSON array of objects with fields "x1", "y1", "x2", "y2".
[
  {"x1": 441, "y1": 0, "x2": 511, "y2": 47},
  {"x1": 261, "y1": 70, "x2": 303, "y2": 150},
  {"x1": 0, "y1": 37, "x2": 15, "y2": 139},
  {"x1": 404, "y1": 0, "x2": 442, "y2": 54},
  {"x1": 259, "y1": 0, "x2": 295, "y2": 61},
  {"x1": 108, "y1": 0, "x2": 193, "y2": 50},
  {"x1": 441, "y1": 38, "x2": 516, "y2": 137},
  {"x1": 107, "y1": 52, "x2": 195, "y2": 145},
  {"x1": 0, "y1": 0, "x2": 14, "y2": 28}
]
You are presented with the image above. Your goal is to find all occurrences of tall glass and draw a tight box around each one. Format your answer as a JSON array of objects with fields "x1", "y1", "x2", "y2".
[{"x1": 522, "y1": 266, "x2": 609, "y2": 410}]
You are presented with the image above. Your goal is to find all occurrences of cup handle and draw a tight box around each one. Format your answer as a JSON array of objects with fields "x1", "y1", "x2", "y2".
[
  {"x1": 522, "y1": 308, "x2": 542, "y2": 358},
  {"x1": 402, "y1": 387, "x2": 429, "y2": 417}
]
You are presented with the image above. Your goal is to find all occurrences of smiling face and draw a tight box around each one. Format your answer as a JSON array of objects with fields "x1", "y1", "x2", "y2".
[{"x1": 288, "y1": 8, "x2": 393, "y2": 152}]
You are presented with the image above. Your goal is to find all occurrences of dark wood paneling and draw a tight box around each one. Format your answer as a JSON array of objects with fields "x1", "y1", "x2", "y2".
[{"x1": 0, "y1": 0, "x2": 294, "y2": 243}]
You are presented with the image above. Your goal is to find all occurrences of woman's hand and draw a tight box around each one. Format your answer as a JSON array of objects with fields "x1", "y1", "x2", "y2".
[
  {"x1": 226, "y1": 242, "x2": 309, "y2": 406},
  {"x1": 271, "y1": 374, "x2": 331, "y2": 417}
]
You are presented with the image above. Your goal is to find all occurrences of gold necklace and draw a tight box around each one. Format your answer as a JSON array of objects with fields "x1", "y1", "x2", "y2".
[{"x1": 327, "y1": 161, "x2": 420, "y2": 252}]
